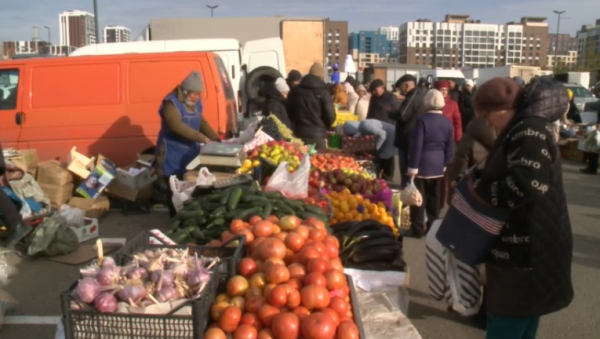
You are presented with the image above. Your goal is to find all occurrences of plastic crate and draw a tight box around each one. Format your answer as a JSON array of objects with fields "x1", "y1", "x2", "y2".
[
  {"x1": 346, "y1": 274, "x2": 367, "y2": 339},
  {"x1": 61, "y1": 261, "x2": 223, "y2": 339},
  {"x1": 115, "y1": 232, "x2": 245, "y2": 282}
]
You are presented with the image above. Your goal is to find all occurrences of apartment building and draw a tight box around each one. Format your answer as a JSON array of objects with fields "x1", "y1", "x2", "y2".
[
  {"x1": 548, "y1": 34, "x2": 578, "y2": 55},
  {"x1": 104, "y1": 25, "x2": 131, "y2": 43},
  {"x1": 380, "y1": 26, "x2": 399, "y2": 41},
  {"x1": 399, "y1": 14, "x2": 549, "y2": 69},
  {"x1": 576, "y1": 19, "x2": 600, "y2": 68},
  {"x1": 2, "y1": 40, "x2": 76, "y2": 58},
  {"x1": 325, "y1": 21, "x2": 349, "y2": 72},
  {"x1": 547, "y1": 50, "x2": 578, "y2": 68},
  {"x1": 59, "y1": 10, "x2": 96, "y2": 48},
  {"x1": 349, "y1": 30, "x2": 399, "y2": 68}
]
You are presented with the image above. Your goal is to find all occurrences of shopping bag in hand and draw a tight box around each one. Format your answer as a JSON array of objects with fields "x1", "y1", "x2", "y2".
[{"x1": 400, "y1": 179, "x2": 422, "y2": 206}]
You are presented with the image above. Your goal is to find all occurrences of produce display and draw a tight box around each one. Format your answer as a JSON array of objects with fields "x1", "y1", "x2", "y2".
[
  {"x1": 325, "y1": 189, "x2": 396, "y2": 232},
  {"x1": 167, "y1": 182, "x2": 331, "y2": 245},
  {"x1": 321, "y1": 169, "x2": 386, "y2": 195},
  {"x1": 248, "y1": 140, "x2": 304, "y2": 171},
  {"x1": 332, "y1": 220, "x2": 405, "y2": 271},
  {"x1": 266, "y1": 115, "x2": 304, "y2": 147},
  {"x1": 311, "y1": 153, "x2": 362, "y2": 172},
  {"x1": 341, "y1": 135, "x2": 377, "y2": 154},
  {"x1": 259, "y1": 118, "x2": 284, "y2": 141},
  {"x1": 237, "y1": 159, "x2": 261, "y2": 175},
  {"x1": 72, "y1": 249, "x2": 218, "y2": 313},
  {"x1": 205, "y1": 215, "x2": 362, "y2": 339}
]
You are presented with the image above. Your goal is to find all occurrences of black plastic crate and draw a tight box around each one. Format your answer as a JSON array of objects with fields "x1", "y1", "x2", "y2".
[
  {"x1": 346, "y1": 274, "x2": 367, "y2": 339},
  {"x1": 61, "y1": 261, "x2": 223, "y2": 339},
  {"x1": 115, "y1": 232, "x2": 246, "y2": 282}
]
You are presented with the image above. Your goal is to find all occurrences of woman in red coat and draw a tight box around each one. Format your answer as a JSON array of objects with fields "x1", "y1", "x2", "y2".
[
  {"x1": 434, "y1": 80, "x2": 463, "y2": 143},
  {"x1": 434, "y1": 80, "x2": 463, "y2": 208}
]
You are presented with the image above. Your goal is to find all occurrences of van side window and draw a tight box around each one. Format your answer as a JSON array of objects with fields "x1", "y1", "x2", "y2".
[
  {"x1": 214, "y1": 56, "x2": 235, "y2": 100},
  {"x1": 0, "y1": 69, "x2": 19, "y2": 110}
]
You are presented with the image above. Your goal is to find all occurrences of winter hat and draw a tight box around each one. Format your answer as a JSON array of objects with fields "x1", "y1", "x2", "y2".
[
  {"x1": 474, "y1": 77, "x2": 524, "y2": 112},
  {"x1": 395, "y1": 74, "x2": 416, "y2": 88},
  {"x1": 287, "y1": 70, "x2": 302, "y2": 83},
  {"x1": 418, "y1": 77, "x2": 428, "y2": 86},
  {"x1": 309, "y1": 62, "x2": 324, "y2": 79},
  {"x1": 465, "y1": 79, "x2": 475, "y2": 87},
  {"x1": 434, "y1": 80, "x2": 450, "y2": 90},
  {"x1": 424, "y1": 89, "x2": 445, "y2": 112},
  {"x1": 369, "y1": 79, "x2": 385, "y2": 92},
  {"x1": 181, "y1": 70, "x2": 204, "y2": 93},
  {"x1": 274, "y1": 77, "x2": 290, "y2": 94}
]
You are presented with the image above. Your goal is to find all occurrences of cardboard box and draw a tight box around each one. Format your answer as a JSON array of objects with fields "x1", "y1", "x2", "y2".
[
  {"x1": 106, "y1": 161, "x2": 157, "y2": 202},
  {"x1": 37, "y1": 161, "x2": 73, "y2": 186},
  {"x1": 76, "y1": 155, "x2": 116, "y2": 199},
  {"x1": 68, "y1": 196, "x2": 110, "y2": 219},
  {"x1": 70, "y1": 218, "x2": 99, "y2": 243},
  {"x1": 67, "y1": 147, "x2": 95, "y2": 179},
  {"x1": 39, "y1": 183, "x2": 74, "y2": 209},
  {"x1": 7, "y1": 149, "x2": 38, "y2": 174}
]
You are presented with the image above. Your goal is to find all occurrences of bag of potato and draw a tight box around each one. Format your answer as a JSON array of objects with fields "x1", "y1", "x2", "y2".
[{"x1": 400, "y1": 179, "x2": 423, "y2": 207}]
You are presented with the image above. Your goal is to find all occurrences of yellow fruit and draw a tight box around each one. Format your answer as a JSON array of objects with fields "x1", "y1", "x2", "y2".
[
  {"x1": 243, "y1": 159, "x2": 252, "y2": 168},
  {"x1": 355, "y1": 215, "x2": 363, "y2": 221},
  {"x1": 252, "y1": 160, "x2": 260, "y2": 167},
  {"x1": 341, "y1": 188, "x2": 351, "y2": 197},
  {"x1": 344, "y1": 212, "x2": 354, "y2": 220}
]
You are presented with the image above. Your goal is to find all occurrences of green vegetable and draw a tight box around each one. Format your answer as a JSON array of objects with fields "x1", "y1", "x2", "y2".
[
  {"x1": 227, "y1": 187, "x2": 243, "y2": 211},
  {"x1": 303, "y1": 204, "x2": 327, "y2": 215},
  {"x1": 191, "y1": 229, "x2": 205, "y2": 240},
  {"x1": 178, "y1": 210, "x2": 203, "y2": 220},
  {"x1": 274, "y1": 201, "x2": 295, "y2": 215},
  {"x1": 169, "y1": 219, "x2": 182, "y2": 231},
  {"x1": 261, "y1": 191, "x2": 282, "y2": 199},
  {"x1": 211, "y1": 206, "x2": 227, "y2": 217},
  {"x1": 261, "y1": 202, "x2": 273, "y2": 220},
  {"x1": 236, "y1": 207, "x2": 264, "y2": 221}
]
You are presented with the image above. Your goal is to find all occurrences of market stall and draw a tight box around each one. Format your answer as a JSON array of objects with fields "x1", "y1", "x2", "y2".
[{"x1": 50, "y1": 118, "x2": 418, "y2": 339}]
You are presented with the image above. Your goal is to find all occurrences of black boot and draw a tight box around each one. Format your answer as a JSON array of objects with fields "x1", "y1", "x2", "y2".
[{"x1": 1, "y1": 222, "x2": 33, "y2": 248}]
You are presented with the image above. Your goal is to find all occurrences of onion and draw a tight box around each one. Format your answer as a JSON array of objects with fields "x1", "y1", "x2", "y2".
[
  {"x1": 117, "y1": 284, "x2": 146, "y2": 304},
  {"x1": 126, "y1": 267, "x2": 149, "y2": 281},
  {"x1": 186, "y1": 254, "x2": 210, "y2": 291},
  {"x1": 100, "y1": 256, "x2": 116, "y2": 268},
  {"x1": 76, "y1": 278, "x2": 101, "y2": 303},
  {"x1": 156, "y1": 286, "x2": 177, "y2": 303},
  {"x1": 97, "y1": 267, "x2": 120, "y2": 286},
  {"x1": 94, "y1": 292, "x2": 118, "y2": 313}
]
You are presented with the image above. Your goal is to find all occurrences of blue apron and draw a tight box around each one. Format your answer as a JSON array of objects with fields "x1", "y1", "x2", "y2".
[{"x1": 156, "y1": 93, "x2": 203, "y2": 177}]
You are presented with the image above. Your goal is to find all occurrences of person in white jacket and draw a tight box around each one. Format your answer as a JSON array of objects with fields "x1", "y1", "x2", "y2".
[
  {"x1": 355, "y1": 84, "x2": 370, "y2": 120},
  {"x1": 343, "y1": 82, "x2": 359, "y2": 114}
]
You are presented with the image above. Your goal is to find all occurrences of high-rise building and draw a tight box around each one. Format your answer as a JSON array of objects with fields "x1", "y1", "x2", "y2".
[
  {"x1": 104, "y1": 25, "x2": 131, "y2": 43},
  {"x1": 576, "y1": 19, "x2": 600, "y2": 69},
  {"x1": 548, "y1": 34, "x2": 578, "y2": 55},
  {"x1": 379, "y1": 26, "x2": 399, "y2": 41},
  {"x1": 349, "y1": 30, "x2": 399, "y2": 68},
  {"x1": 399, "y1": 14, "x2": 549, "y2": 69},
  {"x1": 59, "y1": 10, "x2": 96, "y2": 48},
  {"x1": 2, "y1": 40, "x2": 50, "y2": 59},
  {"x1": 324, "y1": 21, "x2": 349, "y2": 72}
]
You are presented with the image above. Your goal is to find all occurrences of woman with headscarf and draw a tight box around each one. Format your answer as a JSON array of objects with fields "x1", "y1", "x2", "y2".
[
  {"x1": 343, "y1": 82, "x2": 360, "y2": 114},
  {"x1": 262, "y1": 77, "x2": 293, "y2": 129},
  {"x1": 355, "y1": 84, "x2": 370, "y2": 121},
  {"x1": 472, "y1": 77, "x2": 573, "y2": 339}
]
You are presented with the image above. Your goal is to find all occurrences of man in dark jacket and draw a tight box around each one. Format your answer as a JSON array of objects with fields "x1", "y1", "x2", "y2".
[
  {"x1": 366, "y1": 79, "x2": 400, "y2": 124},
  {"x1": 392, "y1": 74, "x2": 425, "y2": 187},
  {"x1": 474, "y1": 77, "x2": 573, "y2": 338},
  {"x1": 262, "y1": 78, "x2": 293, "y2": 129},
  {"x1": 448, "y1": 79, "x2": 460, "y2": 102},
  {"x1": 0, "y1": 143, "x2": 33, "y2": 247},
  {"x1": 287, "y1": 62, "x2": 336, "y2": 150},
  {"x1": 458, "y1": 79, "x2": 476, "y2": 133}
]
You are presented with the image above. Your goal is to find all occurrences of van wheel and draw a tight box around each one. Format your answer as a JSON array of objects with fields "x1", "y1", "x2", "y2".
[{"x1": 245, "y1": 66, "x2": 283, "y2": 104}]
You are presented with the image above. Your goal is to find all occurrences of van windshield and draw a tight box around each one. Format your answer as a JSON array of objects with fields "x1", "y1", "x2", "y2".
[{"x1": 214, "y1": 56, "x2": 235, "y2": 100}]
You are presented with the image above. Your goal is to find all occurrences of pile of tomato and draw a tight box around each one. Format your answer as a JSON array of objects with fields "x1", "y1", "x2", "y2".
[{"x1": 204, "y1": 215, "x2": 360, "y2": 339}]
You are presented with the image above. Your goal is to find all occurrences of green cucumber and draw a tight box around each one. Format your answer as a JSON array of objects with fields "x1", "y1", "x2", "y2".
[
  {"x1": 261, "y1": 191, "x2": 282, "y2": 199},
  {"x1": 182, "y1": 218, "x2": 198, "y2": 228},
  {"x1": 178, "y1": 210, "x2": 203, "y2": 220},
  {"x1": 169, "y1": 219, "x2": 182, "y2": 231},
  {"x1": 200, "y1": 200, "x2": 221, "y2": 211},
  {"x1": 191, "y1": 229, "x2": 206, "y2": 240},
  {"x1": 211, "y1": 206, "x2": 227, "y2": 217},
  {"x1": 261, "y1": 202, "x2": 273, "y2": 219},
  {"x1": 303, "y1": 204, "x2": 327, "y2": 215},
  {"x1": 236, "y1": 207, "x2": 263, "y2": 221},
  {"x1": 274, "y1": 201, "x2": 295, "y2": 215},
  {"x1": 227, "y1": 187, "x2": 243, "y2": 211}
]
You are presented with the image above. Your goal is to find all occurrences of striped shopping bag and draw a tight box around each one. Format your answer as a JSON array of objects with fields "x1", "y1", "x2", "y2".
[{"x1": 436, "y1": 178, "x2": 510, "y2": 266}]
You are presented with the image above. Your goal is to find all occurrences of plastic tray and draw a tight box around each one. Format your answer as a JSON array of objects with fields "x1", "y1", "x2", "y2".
[
  {"x1": 346, "y1": 274, "x2": 367, "y2": 339},
  {"x1": 115, "y1": 232, "x2": 245, "y2": 283},
  {"x1": 61, "y1": 262, "x2": 223, "y2": 339}
]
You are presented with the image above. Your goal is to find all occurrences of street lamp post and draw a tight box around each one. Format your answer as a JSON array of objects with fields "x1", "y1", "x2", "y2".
[
  {"x1": 207, "y1": 5, "x2": 219, "y2": 17},
  {"x1": 553, "y1": 10, "x2": 566, "y2": 70},
  {"x1": 44, "y1": 26, "x2": 51, "y2": 55},
  {"x1": 93, "y1": 0, "x2": 100, "y2": 43}
]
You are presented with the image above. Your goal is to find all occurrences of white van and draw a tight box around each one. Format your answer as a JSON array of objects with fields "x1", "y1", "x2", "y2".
[
  {"x1": 421, "y1": 69, "x2": 466, "y2": 88},
  {"x1": 71, "y1": 38, "x2": 287, "y2": 127}
]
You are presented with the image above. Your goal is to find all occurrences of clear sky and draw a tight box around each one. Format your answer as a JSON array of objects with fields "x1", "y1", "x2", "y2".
[{"x1": 0, "y1": 0, "x2": 597, "y2": 43}]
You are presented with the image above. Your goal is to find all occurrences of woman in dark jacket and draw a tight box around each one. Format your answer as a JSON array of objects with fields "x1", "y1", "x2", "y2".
[
  {"x1": 262, "y1": 77, "x2": 293, "y2": 129},
  {"x1": 473, "y1": 77, "x2": 573, "y2": 339}
]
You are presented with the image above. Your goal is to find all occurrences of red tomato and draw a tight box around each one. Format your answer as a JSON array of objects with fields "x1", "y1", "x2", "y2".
[
  {"x1": 268, "y1": 284, "x2": 289, "y2": 308},
  {"x1": 271, "y1": 312, "x2": 300, "y2": 339},
  {"x1": 257, "y1": 328, "x2": 276, "y2": 339},
  {"x1": 296, "y1": 246, "x2": 322, "y2": 265},
  {"x1": 258, "y1": 305, "x2": 281, "y2": 327},
  {"x1": 255, "y1": 238, "x2": 287, "y2": 261},
  {"x1": 304, "y1": 272, "x2": 327, "y2": 287},
  {"x1": 285, "y1": 232, "x2": 306, "y2": 252},
  {"x1": 245, "y1": 297, "x2": 267, "y2": 314},
  {"x1": 300, "y1": 285, "x2": 331, "y2": 310},
  {"x1": 252, "y1": 220, "x2": 275, "y2": 238},
  {"x1": 323, "y1": 241, "x2": 339, "y2": 259},
  {"x1": 238, "y1": 258, "x2": 258, "y2": 278},
  {"x1": 324, "y1": 269, "x2": 346, "y2": 291},
  {"x1": 321, "y1": 308, "x2": 340, "y2": 327},
  {"x1": 249, "y1": 216, "x2": 263, "y2": 225},
  {"x1": 265, "y1": 264, "x2": 290, "y2": 285},
  {"x1": 301, "y1": 312, "x2": 336, "y2": 339},
  {"x1": 329, "y1": 258, "x2": 344, "y2": 272},
  {"x1": 240, "y1": 313, "x2": 263, "y2": 331},
  {"x1": 287, "y1": 289, "x2": 301, "y2": 309},
  {"x1": 205, "y1": 327, "x2": 227, "y2": 339},
  {"x1": 287, "y1": 263, "x2": 307, "y2": 281},
  {"x1": 230, "y1": 219, "x2": 247, "y2": 234},
  {"x1": 306, "y1": 258, "x2": 330, "y2": 274},
  {"x1": 336, "y1": 321, "x2": 360, "y2": 339},
  {"x1": 292, "y1": 306, "x2": 311, "y2": 320},
  {"x1": 218, "y1": 306, "x2": 242, "y2": 333},
  {"x1": 328, "y1": 297, "x2": 350, "y2": 318},
  {"x1": 308, "y1": 228, "x2": 327, "y2": 242},
  {"x1": 233, "y1": 324, "x2": 258, "y2": 339},
  {"x1": 287, "y1": 277, "x2": 303, "y2": 290}
]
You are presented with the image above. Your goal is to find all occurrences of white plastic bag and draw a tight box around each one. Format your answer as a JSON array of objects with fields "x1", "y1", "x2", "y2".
[
  {"x1": 59, "y1": 205, "x2": 86, "y2": 227},
  {"x1": 584, "y1": 130, "x2": 600, "y2": 153},
  {"x1": 400, "y1": 179, "x2": 423, "y2": 207},
  {"x1": 265, "y1": 156, "x2": 310, "y2": 199},
  {"x1": 169, "y1": 167, "x2": 215, "y2": 212}
]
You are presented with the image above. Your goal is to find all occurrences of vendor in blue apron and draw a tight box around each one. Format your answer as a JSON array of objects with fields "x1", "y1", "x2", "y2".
[{"x1": 155, "y1": 70, "x2": 221, "y2": 218}]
